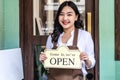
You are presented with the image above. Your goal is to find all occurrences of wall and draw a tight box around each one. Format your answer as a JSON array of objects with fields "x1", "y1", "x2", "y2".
[
  {"x1": 4, "y1": 0, "x2": 19, "y2": 49},
  {"x1": 0, "y1": 0, "x2": 4, "y2": 49},
  {"x1": 99, "y1": 0, "x2": 115, "y2": 80},
  {"x1": 116, "y1": 62, "x2": 120, "y2": 80}
]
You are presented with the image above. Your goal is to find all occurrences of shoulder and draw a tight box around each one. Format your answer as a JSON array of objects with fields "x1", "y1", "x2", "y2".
[
  {"x1": 78, "y1": 29, "x2": 91, "y2": 36},
  {"x1": 46, "y1": 35, "x2": 53, "y2": 49},
  {"x1": 46, "y1": 35, "x2": 53, "y2": 44},
  {"x1": 77, "y1": 29, "x2": 93, "y2": 43},
  {"x1": 47, "y1": 35, "x2": 52, "y2": 40}
]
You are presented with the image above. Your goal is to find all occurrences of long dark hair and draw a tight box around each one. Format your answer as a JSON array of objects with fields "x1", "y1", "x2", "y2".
[{"x1": 51, "y1": 1, "x2": 84, "y2": 43}]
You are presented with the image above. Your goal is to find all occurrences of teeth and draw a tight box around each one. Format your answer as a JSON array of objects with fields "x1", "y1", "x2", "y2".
[
  {"x1": 63, "y1": 21, "x2": 69, "y2": 25},
  {"x1": 63, "y1": 23, "x2": 67, "y2": 24}
]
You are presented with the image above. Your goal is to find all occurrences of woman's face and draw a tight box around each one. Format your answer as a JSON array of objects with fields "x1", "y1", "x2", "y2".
[{"x1": 58, "y1": 6, "x2": 78, "y2": 30}]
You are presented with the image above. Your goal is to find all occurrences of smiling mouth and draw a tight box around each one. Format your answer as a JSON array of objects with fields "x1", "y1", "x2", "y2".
[{"x1": 62, "y1": 21, "x2": 70, "y2": 25}]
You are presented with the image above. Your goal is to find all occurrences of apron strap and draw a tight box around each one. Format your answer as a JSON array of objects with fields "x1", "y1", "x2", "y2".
[{"x1": 73, "y1": 28, "x2": 78, "y2": 48}]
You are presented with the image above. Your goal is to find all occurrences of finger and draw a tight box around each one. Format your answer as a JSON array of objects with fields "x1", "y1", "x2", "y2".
[
  {"x1": 81, "y1": 55, "x2": 88, "y2": 60},
  {"x1": 39, "y1": 53, "x2": 47, "y2": 61}
]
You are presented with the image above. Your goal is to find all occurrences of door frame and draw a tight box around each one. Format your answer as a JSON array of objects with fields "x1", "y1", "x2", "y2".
[
  {"x1": 19, "y1": 0, "x2": 99, "y2": 80},
  {"x1": 115, "y1": 0, "x2": 120, "y2": 60}
]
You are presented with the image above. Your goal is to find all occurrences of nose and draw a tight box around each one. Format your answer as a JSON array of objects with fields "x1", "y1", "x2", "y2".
[{"x1": 63, "y1": 15, "x2": 68, "y2": 20}]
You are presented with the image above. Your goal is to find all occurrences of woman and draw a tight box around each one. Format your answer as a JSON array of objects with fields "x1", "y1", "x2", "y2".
[{"x1": 39, "y1": 1, "x2": 95, "y2": 80}]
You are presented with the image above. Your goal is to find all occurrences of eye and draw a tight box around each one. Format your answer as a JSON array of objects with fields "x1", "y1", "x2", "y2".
[
  {"x1": 59, "y1": 13, "x2": 64, "y2": 16},
  {"x1": 67, "y1": 14, "x2": 72, "y2": 16}
]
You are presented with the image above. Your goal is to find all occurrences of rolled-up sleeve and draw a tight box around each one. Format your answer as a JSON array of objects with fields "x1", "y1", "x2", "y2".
[{"x1": 85, "y1": 33, "x2": 96, "y2": 69}]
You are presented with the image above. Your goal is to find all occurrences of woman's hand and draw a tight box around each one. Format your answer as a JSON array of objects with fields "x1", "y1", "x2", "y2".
[
  {"x1": 80, "y1": 52, "x2": 89, "y2": 61},
  {"x1": 39, "y1": 52, "x2": 47, "y2": 63},
  {"x1": 80, "y1": 52, "x2": 92, "y2": 68}
]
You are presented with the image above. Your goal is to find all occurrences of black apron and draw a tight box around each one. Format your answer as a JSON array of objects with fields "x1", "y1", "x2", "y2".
[{"x1": 48, "y1": 28, "x2": 83, "y2": 80}]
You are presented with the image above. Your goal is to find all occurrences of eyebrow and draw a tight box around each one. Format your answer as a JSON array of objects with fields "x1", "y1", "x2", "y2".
[{"x1": 60, "y1": 12, "x2": 73, "y2": 14}]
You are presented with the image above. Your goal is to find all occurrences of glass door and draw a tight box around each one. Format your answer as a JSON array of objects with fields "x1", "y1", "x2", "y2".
[
  {"x1": 33, "y1": 0, "x2": 85, "y2": 36},
  {"x1": 33, "y1": 0, "x2": 86, "y2": 80},
  {"x1": 20, "y1": 0, "x2": 99, "y2": 80}
]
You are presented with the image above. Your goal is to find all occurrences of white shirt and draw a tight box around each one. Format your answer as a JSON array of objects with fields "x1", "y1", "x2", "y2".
[{"x1": 46, "y1": 29, "x2": 96, "y2": 75}]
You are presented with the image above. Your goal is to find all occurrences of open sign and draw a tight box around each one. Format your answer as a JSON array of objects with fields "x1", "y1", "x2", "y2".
[{"x1": 44, "y1": 46, "x2": 81, "y2": 69}]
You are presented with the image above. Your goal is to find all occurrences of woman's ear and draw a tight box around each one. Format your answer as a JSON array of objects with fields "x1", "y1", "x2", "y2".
[{"x1": 75, "y1": 15, "x2": 78, "y2": 21}]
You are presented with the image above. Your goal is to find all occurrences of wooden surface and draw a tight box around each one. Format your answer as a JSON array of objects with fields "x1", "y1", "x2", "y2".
[{"x1": 115, "y1": 0, "x2": 120, "y2": 60}]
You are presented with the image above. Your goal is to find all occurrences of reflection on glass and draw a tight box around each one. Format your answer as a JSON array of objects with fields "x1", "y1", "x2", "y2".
[
  {"x1": 33, "y1": 0, "x2": 85, "y2": 36},
  {"x1": 34, "y1": 45, "x2": 47, "y2": 80}
]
